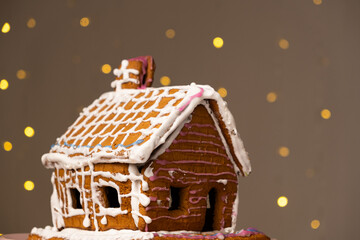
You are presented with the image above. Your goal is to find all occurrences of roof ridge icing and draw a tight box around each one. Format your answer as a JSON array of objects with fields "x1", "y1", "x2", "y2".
[{"x1": 42, "y1": 56, "x2": 251, "y2": 176}]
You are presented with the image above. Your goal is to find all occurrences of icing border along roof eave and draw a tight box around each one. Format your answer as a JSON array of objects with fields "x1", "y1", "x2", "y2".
[
  {"x1": 202, "y1": 85, "x2": 251, "y2": 176},
  {"x1": 42, "y1": 84, "x2": 251, "y2": 176}
]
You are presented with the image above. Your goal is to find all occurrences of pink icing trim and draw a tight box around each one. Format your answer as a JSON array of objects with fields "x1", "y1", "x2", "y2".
[
  {"x1": 179, "y1": 131, "x2": 221, "y2": 140},
  {"x1": 184, "y1": 123, "x2": 217, "y2": 131},
  {"x1": 172, "y1": 139, "x2": 225, "y2": 149},
  {"x1": 149, "y1": 196, "x2": 157, "y2": 201},
  {"x1": 151, "y1": 214, "x2": 201, "y2": 221},
  {"x1": 165, "y1": 148, "x2": 229, "y2": 159},
  {"x1": 238, "y1": 230, "x2": 254, "y2": 237},
  {"x1": 157, "y1": 159, "x2": 221, "y2": 166},
  {"x1": 128, "y1": 56, "x2": 154, "y2": 88},
  {"x1": 189, "y1": 189, "x2": 203, "y2": 194},
  {"x1": 146, "y1": 206, "x2": 169, "y2": 211},
  {"x1": 178, "y1": 87, "x2": 204, "y2": 112},
  {"x1": 189, "y1": 196, "x2": 207, "y2": 204},
  {"x1": 149, "y1": 175, "x2": 173, "y2": 181},
  {"x1": 153, "y1": 167, "x2": 236, "y2": 177},
  {"x1": 188, "y1": 206, "x2": 207, "y2": 210},
  {"x1": 152, "y1": 187, "x2": 169, "y2": 191}
]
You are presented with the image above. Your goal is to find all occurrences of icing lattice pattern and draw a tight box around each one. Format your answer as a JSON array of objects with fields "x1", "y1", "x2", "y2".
[
  {"x1": 45, "y1": 83, "x2": 251, "y2": 176},
  {"x1": 51, "y1": 87, "x2": 189, "y2": 158}
]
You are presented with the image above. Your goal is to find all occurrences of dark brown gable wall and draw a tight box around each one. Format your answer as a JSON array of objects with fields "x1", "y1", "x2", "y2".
[{"x1": 142, "y1": 104, "x2": 238, "y2": 231}]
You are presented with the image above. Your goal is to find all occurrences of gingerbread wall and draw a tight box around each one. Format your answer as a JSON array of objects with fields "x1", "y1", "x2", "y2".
[
  {"x1": 54, "y1": 163, "x2": 138, "y2": 231},
  {"x1": 142, "y1": 104, "x2": 238, "y2": 231}
]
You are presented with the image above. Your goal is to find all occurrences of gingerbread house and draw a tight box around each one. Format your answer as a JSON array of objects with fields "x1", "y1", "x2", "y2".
[{"x1": 34, "y1": 56, "x2": 256, "y2": 238}]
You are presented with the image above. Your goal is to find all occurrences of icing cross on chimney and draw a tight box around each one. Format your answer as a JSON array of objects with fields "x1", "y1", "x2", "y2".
[{"x1": 111, "y1": 56, "x2": 156, "y2": 91}]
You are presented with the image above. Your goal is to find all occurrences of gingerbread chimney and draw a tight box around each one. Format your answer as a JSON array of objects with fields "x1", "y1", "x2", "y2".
[{"x1": 112, "y1": 56, "x2": 156, "y2": 90}]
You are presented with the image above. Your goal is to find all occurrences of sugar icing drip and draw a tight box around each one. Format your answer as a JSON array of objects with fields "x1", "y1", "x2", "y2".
[
  {"x1": 51, "y1": 163, "x2": 151, "y2": 230},
  {"x1": 100, "y1": 216, "x2": 107, "y2": 225}
]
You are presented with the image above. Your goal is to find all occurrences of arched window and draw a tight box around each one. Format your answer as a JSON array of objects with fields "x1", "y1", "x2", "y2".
[{"x1": 202, "y1": 188, "x2": 217, "y2": 231}]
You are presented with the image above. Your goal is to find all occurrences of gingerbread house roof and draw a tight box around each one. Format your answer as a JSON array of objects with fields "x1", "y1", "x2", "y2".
[{"x1": 42, "y1": 58, "x2": 251, "y2": 176}]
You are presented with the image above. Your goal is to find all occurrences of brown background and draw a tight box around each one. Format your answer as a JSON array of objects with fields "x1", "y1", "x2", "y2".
[{"x1": 0, "y1": 0, "x2": 359, "y2": 239}]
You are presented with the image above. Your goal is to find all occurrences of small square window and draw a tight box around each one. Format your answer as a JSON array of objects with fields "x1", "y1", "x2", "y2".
[
  {"x1": 169, "y1": 186, "x2": 185, "y2": 211},
  {"x1": 69, "y1": 188, "x2": 82, "y2": 209},
  {"x1": 99, "y1": 186, "x2": 120, "y2": 208}
]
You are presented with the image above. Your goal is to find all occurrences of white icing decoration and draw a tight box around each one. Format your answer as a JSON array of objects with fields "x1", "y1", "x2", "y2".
[
  {"x1": 31, "y1": 227, "x2": 155, "y2": 240},
  {"x1": 50, "y1": 172, "x2": 65, "y2": 229},
  {"x1": 156, "y1": 200, "x2": 161, "y2": 206},
  {"x1": 143, "y1": 162, "x2": 153, "y2": 178},
  {"x1": 112, "y1": 59, "x2": 140, "y2": 91},
  {"x1": 82, "y1": 215, "x2": 90, "y2": 228},
  {"x1": 43, "y1": 84, "x2": 250, "y2": 176},
  {"x1": 30, "y1": 227, "x2": 249, "y2": 240},
  {"x1": 41, "y1": 76, "x2": 251, "y2": 232},
  {"x1": 168, "y1": 170, "x2": 174, "y2": 178},
  {"x1": 101, "y1": 216, "x2": 107, "y2": 225},
  {"x1": 50, "y1": 162, "x2": 151, "y2": 230},
  {"x1": 216, "y1": 179, "x2": 228, "y2": 185}
]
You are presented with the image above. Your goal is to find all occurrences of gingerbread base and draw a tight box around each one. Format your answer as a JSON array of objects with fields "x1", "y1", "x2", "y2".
[{"x1": 28, "y1": 227, "x2": 270, "y2": 240}]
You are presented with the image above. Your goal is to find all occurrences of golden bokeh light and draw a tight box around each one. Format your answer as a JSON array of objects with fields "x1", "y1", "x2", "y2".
[
  {"x1": 80, "y1": 17, "x2": 90, "y2": 27},
  {"x1": 27, "y1": 18, "x2": 36, "y2": 28},
  {"x1": 313, "y1": 0, "x2": 322, "y2": 5},
  {"x1": 24, "y1": 126, "x2": 35, "y2": 137},
  {"x1": 3, "y1": 141, "x2": 13, "y2": 151},
  {"x1": 266, "y1": 92, "x2": 277, "y2": 103},
  {"x1": 278, "y1": 146, "x2": 290, "y2": 157},
  {"x1": 0, "y1": 79, "x2": 9, "y2": 90},
  {"x1": 218, "y1": 88, "x2": 228, "y2": 98},
  {"x1": 101, "y1": 64, "x2": 112, "y2": 74},
  {"x1": 277, "y1": 196, "x2": 288, "y2": 207},
  {"x1": 160, "y1": 76, "x2": 171, "y2": 86},
  {"x1": 311, "y1": 219, "x2": 320, "y2": 229},
  {"x1": 213, "y1": 37, "x2": 224, "y2": 48},
  {"x1": 321, "y1": 109, "x2": 331, "y2": 119},
  {"x1": 24, "y1": 180, "x2": 35, "y2": 191},
  {"x1": 17, "y1": 69, "x2": 27, "y2": 79},
  {"x1": 278, "y1": 38, "x2": 289, "y2": 50},
  {"x1": 2, "y1": 22, "x2": 10, "y2": 33},
  {"x1": 165, "y1": 29, "x2": 176, "y2": 39}
]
